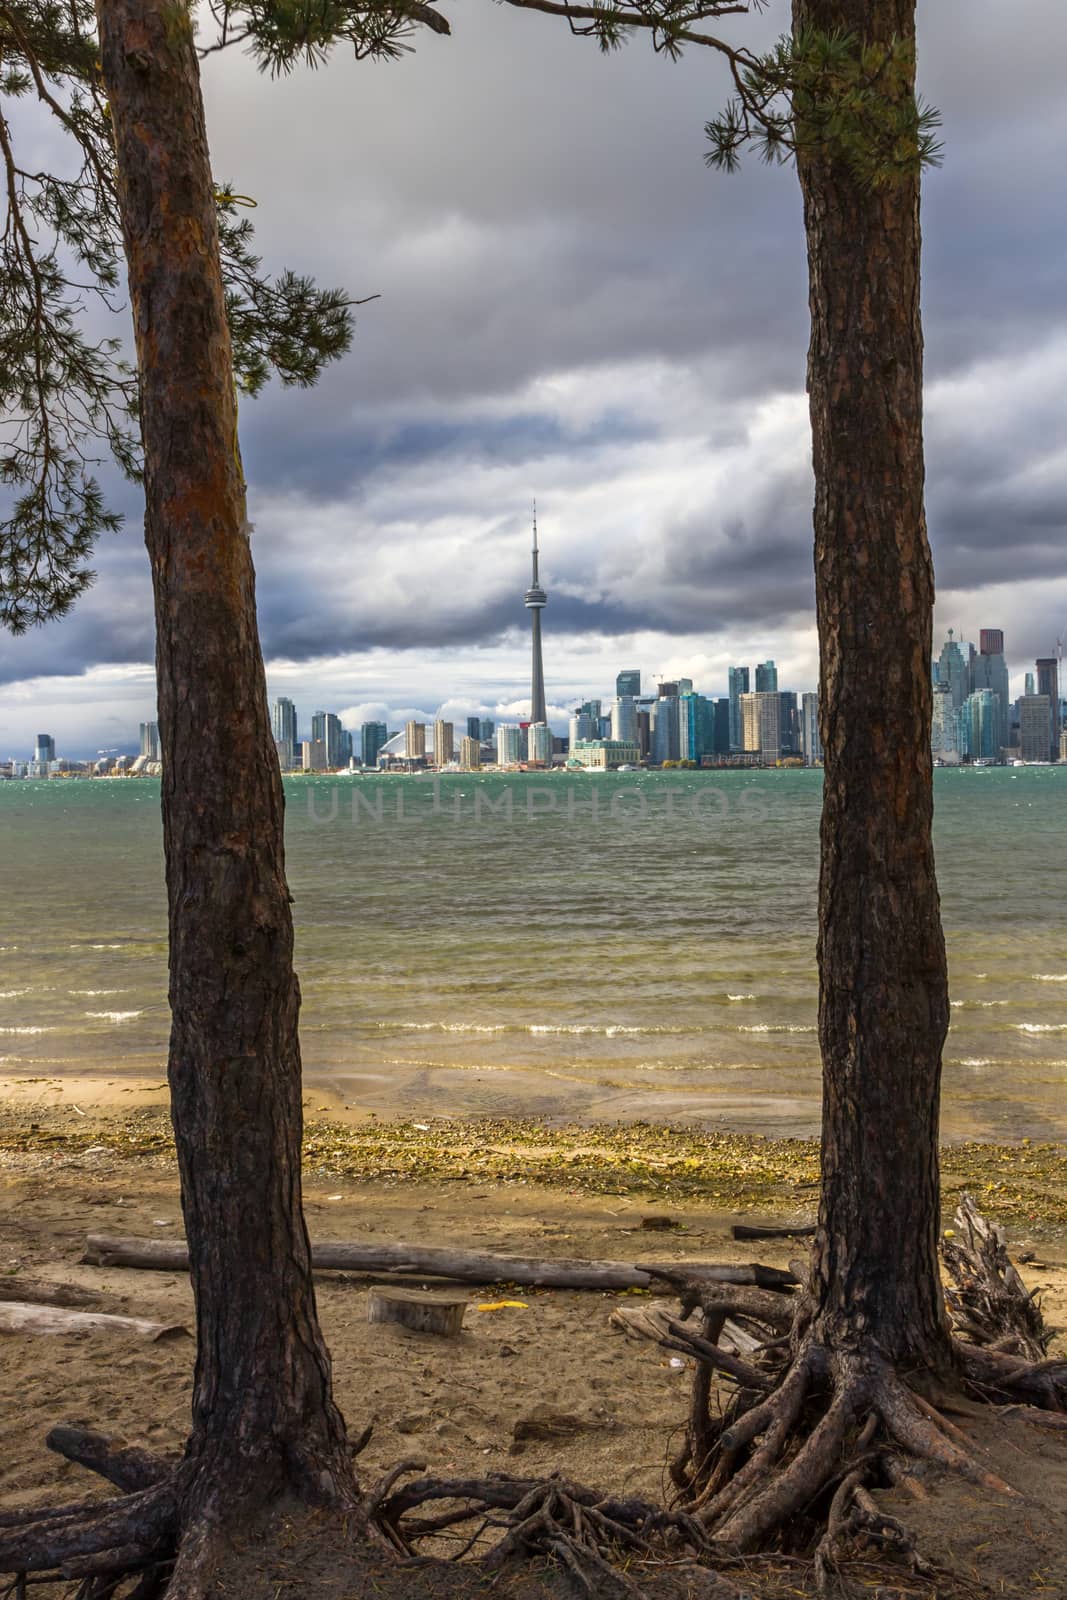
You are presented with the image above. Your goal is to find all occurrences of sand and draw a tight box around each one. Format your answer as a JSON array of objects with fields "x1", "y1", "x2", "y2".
[{"x1": 4, "y1": 1079, "x2": 1067, "y2": 1594}]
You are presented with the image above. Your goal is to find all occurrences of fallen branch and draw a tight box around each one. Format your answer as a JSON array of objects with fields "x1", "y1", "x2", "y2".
[{"x1": 0, "y1": 1277, "x2": 110, "y2": 1309}]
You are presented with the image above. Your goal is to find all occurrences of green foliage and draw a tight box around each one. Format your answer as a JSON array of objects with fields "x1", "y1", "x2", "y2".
[
  {"x1": 704, "y1": 26, "x2": 942, "y2": 187},
  {"x1": 1, "y1": 0, "x2": 447, "y2": 632}
]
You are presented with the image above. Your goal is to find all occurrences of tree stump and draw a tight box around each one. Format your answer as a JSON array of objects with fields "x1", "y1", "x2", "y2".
[{"x1": 367, "y1": 1288, "x2": 467, "y2": 1337}]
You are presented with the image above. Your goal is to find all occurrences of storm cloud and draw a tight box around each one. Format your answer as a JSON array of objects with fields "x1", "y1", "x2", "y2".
[{"x1": 2, "y1": 0, "x2": 1066, "y2": 755}]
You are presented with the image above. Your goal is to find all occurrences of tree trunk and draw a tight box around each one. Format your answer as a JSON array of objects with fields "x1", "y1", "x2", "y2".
[
  {"x1": 794, "y1": 0, "x2": 952, "y2": 1369},
  {"x1": 96, "y1": 0, "x2": 353, "y2": 1510}
]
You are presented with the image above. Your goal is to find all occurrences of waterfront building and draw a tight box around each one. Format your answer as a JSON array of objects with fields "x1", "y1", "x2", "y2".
[
  {"x1": 932, "y1": 684, "x2": 964, "y2": 761},
  {"x1": 778, "y1": 690, "x2": 798, "y2": 755},
  {"x1": 616, "y1": 670, "x2": 641, "y2": 697},
  {"x1": 34, "y1": 734, "x2": 55, "y2": 765},
  {"x1": 139, "y1": 721, "x2": 160, "y2": 762},
  {"x1": 636, "y1": 708, "x2": 651, "y2": 760},
  {"x1": 569, "y1": 712, "x2": 596, "y2": 749},
  {"x1": 433, "y1": 720, "x2": 455, "y2": 766},
  {"x1": 650, "y1": 693, "x2": 680, "y2": 764},
  {"x1": 1036, "y1": 658, "x2": 1061, "y2": 761},
  {"x1": 496, "y1": 724, "x2": 523, "y2": 766},
  {"x1": 727, "y1": 667, "x2": 749, "y2": 751},
  {"x1": 611, "y1": 695, "x2": 638, "y2": 743},
  {"x1": 569, "y1": 739, "x2": 640, "y2": 769},
  {"x1": 1019, "y1": 695, "x2": 1052, "y2": 762},
  {"x1": 801, "y1": 692, "x2": 822, "y2": 766},
  {"x1": 310, "y1": 712, "x2": 344, "y2": 768},
  {"x1": 527, "y1": 722, "x2": 552, "y2": 765},
  {"x1": 524, "y1": 510, "x2": 548, "y2": 724},
  {"x1": 361, "y1": 721, "x2": 388, "y2": 767},
  {"x1": 466, "y1": 715, "x2": 481, "y2": 741},
  {"x1": 459, "y1": 736, "x2": 481, "y2": 770},
  {"x1": 271, "y1": 698, "x2": 297, "y2": 768},
  {"x1": 754, "y1": 660, "x2": 778, "y2": 694},
  {"x1": 740, "y1": 691, "x2": 781, "y2": 763},
  {"x1": 301, "y1": 739, "x2": 327, "y2": 772},
  {"x1": 713, "y1": 698, "x2": 731, "y2": 755},
  {"x1": 677, "y1": 692, "x2": 715, "y2": 763},
  {"x1": 405, "y1": 721, "x2": 426, "y2": 761},
  {"x1": 480, "y1": 718, "x2": 495, "y2": 742},
  {"x1": 964, "y1": 689, "x2": 1000, "y2": 760}
]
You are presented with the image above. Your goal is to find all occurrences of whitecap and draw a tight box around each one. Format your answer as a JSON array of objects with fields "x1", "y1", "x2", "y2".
[
  {"x1": 0, "y1": 1026, "x2": 52, "y2": 1035},
  {"x1": 0, "y1": 989, "x2": 30, "y2": 999},
  {"x1": 1034, "y1": 974, "x2": 1067, "y2": 983},
  {"x1": 1014, "y1": 1023, "x2": 1067, "y2": 1034},
  {"x1": 726, "y1": 993, "x2": 756, "y2": 1002},
  {"x1": 738, "y1": 1023, "x2": 817, "y2": 1034},
  {"x1": 70, "y1": 989, "x2": 123, "y2": 997},
  {"x1": 86, "y1": 1010, "x2": 143, "y2": 1023}
]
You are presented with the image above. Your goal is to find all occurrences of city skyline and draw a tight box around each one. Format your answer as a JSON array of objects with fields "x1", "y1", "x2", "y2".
[{"x1": 1, "y1": 2, "x2": 1065, "y2": 754}]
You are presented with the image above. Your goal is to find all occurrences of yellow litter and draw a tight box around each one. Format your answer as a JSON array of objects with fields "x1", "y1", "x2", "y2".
[{"x1": 476, "y1": 1300, "x2": 528, "y2": 1312}]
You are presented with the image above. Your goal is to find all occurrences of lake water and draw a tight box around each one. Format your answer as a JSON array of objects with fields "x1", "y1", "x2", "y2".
[{"x1": 0, "y1": 768, "x2": 1064, "y2": 1140}]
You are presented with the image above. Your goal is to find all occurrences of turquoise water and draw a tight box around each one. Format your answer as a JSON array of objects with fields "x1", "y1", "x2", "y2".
[{"x1": 0, "y1": 768, "x2": 1064, "y2": 1139}]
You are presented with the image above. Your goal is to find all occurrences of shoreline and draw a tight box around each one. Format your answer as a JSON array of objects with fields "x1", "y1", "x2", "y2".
[{"x1": 2, "y1": 1072, "x2": 1065, "y2": 1230}]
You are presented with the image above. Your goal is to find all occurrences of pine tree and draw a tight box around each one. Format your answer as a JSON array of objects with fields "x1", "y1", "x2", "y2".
[{"x1": 0, "y1": 0, "x2": 447, "y2": 1589}]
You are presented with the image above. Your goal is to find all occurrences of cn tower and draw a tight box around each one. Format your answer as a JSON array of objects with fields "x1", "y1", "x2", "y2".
[{"x1": 524, "y1": 505, "x2": 548, "y2": 725}]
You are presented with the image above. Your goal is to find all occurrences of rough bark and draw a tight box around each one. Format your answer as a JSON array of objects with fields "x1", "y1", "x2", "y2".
[
  {"x1": 796, "y1": 0, "x2": 952, "y2": 1370},
  {"x1": 95, "y1": 0, "x2": 353, "y2": 1514}
]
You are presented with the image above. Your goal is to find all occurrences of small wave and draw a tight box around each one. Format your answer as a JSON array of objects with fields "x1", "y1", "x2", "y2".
[
  {"x1": 70, "y1": 989, "x2": 123, "y2": 997},
  {"x1": 89, "y1": 943, "x2": 124, "y2": 951},
  {"x1": 738, "y1": 1023, "x2": 817, "y2": 1034},
  {"x1": 86, "y1": 1010, "x2": 143, "y2": 1023},
  {"x1": 0, "y1": 946, "x2": 18, "y2": 952},
  {"x1": 0, "y1": 1026, "x2": 52, "y2": 1035},
  {"x1": 950, "y1": 999, "x2": 1008, "y2": 1009},
  {"x1": 0, "y1": 989, "x2": 30, "y2": 999},
  {"x1": 1014, "y1": 1023, "x2": 1067, "y2": 1034},
  {"x1": 1034, "y1": 974, "x2": 1067, "y2": 983},
  {"x1": 953, "y1": 1057, "x2": 994, "y2": 1067},
  {"x1": 726, "y1": 993, "x2": 756, "y2": 1002}
]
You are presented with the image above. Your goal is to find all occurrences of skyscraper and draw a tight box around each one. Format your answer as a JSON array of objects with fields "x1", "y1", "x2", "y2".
[
  {"x1": 525, "y1": 508, "x2": 548, "y2": 725},
  {"x1": 650, "y1": 693, "x2": 679, "y2": 764},
  {"x1": 34, "y1": 734, "x2": 55, "y2": 765},
  {"x1": 466, "y1": 715, "x2": 481, "y2": 741},
  {"x1": 433, "y1": 720, "x2": 454, "y2": 765},
  {"x1": 611, "y1": 696, "x2": 638, "y2": 743},
  {"x1": 528, "y1": 722, "x2": 552, "y2": 765},
  {"x1": 1025, "y1": 672, "x2": 1036, "y2": 696},
  {"x1": 405, "y1": 721, "x2": 426, "y2": 761},
  {"x1": 754, "y1": 660, "x2": 778, "y2": 694},
  {"x1": 139, "y1": 722, "x2": 160, "y2": 762},
  {"x1": 1036, "y1": 658, "x2": 1061, "y2": 760},
  {"x1": 616, "y1": 670, "x2": 641, "y2": 697},
  {"x1": 272, "y1": 698, "x2": 297, "y2": 768},
  {"x1": 1019, "y1": 696, "x2": 1052, "y2": 762},
  {"x1": 801, "y1": 693, "x2": 822, "y2": 766},
  {"x1": 973, "y1": 629, "x2": 1010, "y2": 753},
  {"x1": 964, "y1": 690, "x2": 1000, "y2": 760},
  {"x1": 459, "y1": 736, "x2": 481, "y2": 771},
  {"x1": 727, "y1": 667, "x2": 749, "y2": 751},
  {"x1": 361, "y1": 721, "x2": 388, "y2": 767},
  {"x1": 740, "y1": 692, "x2": 781, "y2": 763},
  {"x1": 937, "y1": 630, "x2": 969, "y2": 709},
  {"x1": 496, "y1": 725, "x2": 522, "y2": 766}
]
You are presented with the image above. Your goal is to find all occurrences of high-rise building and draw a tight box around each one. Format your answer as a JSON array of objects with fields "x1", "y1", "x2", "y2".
[
  {"x1": 272, "y1": 698, "x2": 297, "y2": 768},
  {"x1": 301, "y1": 739, "x2": 327, "y2": 772},
  {"x1": 727, "y1": 667, "x2": 749, "y2": 751},
  {"x1": 139, "y1": 722, "x2": 160, "y2": 762},
  {"x1": 611, "y1": 695, "x2": 638, "y2": 743},
  {"x1": 318, "y1": 713, "x2": 345, "y2": 768},
  {"x1": 932, "y1": 685, "x2": 965, "y2": 761},
  {"x1": 496, "y1": 725, "x2": 522, "y2": 766},
  {"x1": 34, "y1": 734, "x2": 55, "y2": 765},
  {"x1": 740, "y1": 692, "x2": 781, "y2": 763},
  {"x1": 754, "y1": 660, "x2": 778, "y2": 694},
  {"x1": 650, "y1": 694, "x2": 680, "y2": 764},
  {"x1": 459, "y1": 736, "x2": 481, "y2": 771},
  {"x1": 466, "y1": 715, "x2": 481, "y2": 741},
  {"x1": 479, "y1": 718, "x2": 495, "y2": 742},
  {"x1": 677, "y1": 693, "x2": 715, "y2": 763},
  {"x1": 527, "y1": 722, "x2": 552, "y2": 765},
  {"x1": 1036, "y1": 658, "x2": 1061, "y2": 761},
  {"x1": 616, "y1": 670, "x2": 641, "y2": 698},
  {"x1": 1019, "y1": 696, "x2": 1052, "y2": 762},
  {"x1": 1025, "y1": 672, "x2": 1036, "y2": 696},
  {"x1": 973, "y1": 629, "x2": 1010, "y2": 753},
  {"x1": 524, "y1": 509, "x2": 548, "y2": 724},
  {"x1": 936, "y1": 630, "x2": 970, "y2": 709},
  {"x1": 964, "y1": 690, "x2": 1000, "y2": 760},
  {"x1": 778, "y1": 690, "x2": 798, "y2": 755},
  {"x1": 361, "y1": 721, "x2": 388, "y2": 767},
  {"x1": 433, "y1": 720, "x2": 454, "y2": 765},
  {"x1": 405, "y1": 721, "x2": 426, "y2": 761},
  {"x1": 713, "y1": 698, "x2": 731, "y2": 755},
  {"x1": 636, "y1": 709, "x2": 651, "y2": 760},
  {"x1": 569, "y1": 711, "x2": 596, "y2": 749},
  {"x1": 801, "y1": 693, "x2": 822, "y2": 766}
]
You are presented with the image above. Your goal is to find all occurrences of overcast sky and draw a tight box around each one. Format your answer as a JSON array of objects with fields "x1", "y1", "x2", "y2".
[{"x1": 3, "y1": 0, "x2": 1066, "y2": 756}]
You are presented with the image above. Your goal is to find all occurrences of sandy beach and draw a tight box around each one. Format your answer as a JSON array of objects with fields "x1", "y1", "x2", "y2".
[{"x1": 4, "y1": 1077, "x2": 1067, "y2": 1593}]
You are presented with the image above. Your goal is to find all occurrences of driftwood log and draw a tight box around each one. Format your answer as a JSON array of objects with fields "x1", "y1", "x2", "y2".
[
  {"x1": 0, "y1": 1302, "x2": 189, "y2": 1340},
  {"x1": 0, "y1": 1277, "x2": 109, "y2": 1309},
  {"x1": 731, "y1": 1222, "x2": 816, "y2": 1241},
  {"x1": 367, "y1": 1287, "x2": 468, "y2": 1337},
  {"x1": 83, "y1": 1234, "x2": 798, "y2": 1292}
]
